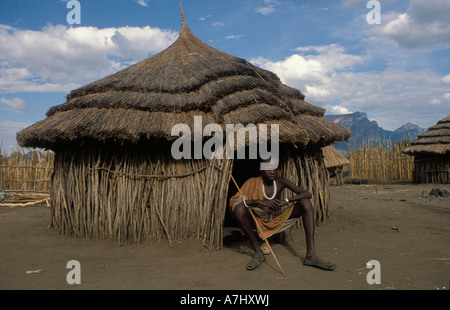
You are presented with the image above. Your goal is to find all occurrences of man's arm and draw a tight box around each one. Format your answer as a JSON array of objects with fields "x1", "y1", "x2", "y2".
[{"x1": 277, "y1": 177, "x2": 312, "y2": 205}]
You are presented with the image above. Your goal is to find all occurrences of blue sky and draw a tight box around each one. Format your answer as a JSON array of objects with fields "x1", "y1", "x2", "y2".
[{"x1": 1, "y1": 0, "x2": 449, "y2": 149}]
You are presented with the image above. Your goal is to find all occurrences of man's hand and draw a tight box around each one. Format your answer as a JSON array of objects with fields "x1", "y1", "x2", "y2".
[{"x1": 257, "y1": 199, "x2": 284, "y2": 214}]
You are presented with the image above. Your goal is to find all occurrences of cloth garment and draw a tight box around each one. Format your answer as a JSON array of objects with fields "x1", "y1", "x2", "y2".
[{"x1": 229, "y1": 176, "x2": 296, "y2": 239}]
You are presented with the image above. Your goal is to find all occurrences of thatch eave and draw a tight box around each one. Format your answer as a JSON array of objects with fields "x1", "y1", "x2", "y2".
[
  {"x1": 403, "y1": 116, "x2": 450, "y2": 156},
  {"x1": 17, "y1": 106, "x2": 350, "y2": 150}
]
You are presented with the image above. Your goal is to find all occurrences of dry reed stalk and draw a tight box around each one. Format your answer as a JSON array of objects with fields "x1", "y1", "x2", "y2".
[
  {"x1": 48, "y1": 143, "x2": 233, "y2": 250},
  {"x1": 154, "y1": 180, "x2": 172, "y2": 246},
  {"x1": 348, "y1": 139, "x2": 414, "y2": 181}
]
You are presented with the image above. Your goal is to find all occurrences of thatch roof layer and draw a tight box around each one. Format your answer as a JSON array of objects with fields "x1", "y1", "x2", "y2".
[
  {"x1": 403, "y1": 116, "x2": 450, "y2": 156},
  {"x1": 17, "y1": 7, "x2": 350, "y2": 149},
  {"x1": 323, "y1": 145, "x2": 349, "y2": 168}
]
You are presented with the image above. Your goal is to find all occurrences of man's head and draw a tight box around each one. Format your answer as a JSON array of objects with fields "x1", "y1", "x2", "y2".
[{"x1": 260, "y1": 156, "x2": 278, "y2": 181}]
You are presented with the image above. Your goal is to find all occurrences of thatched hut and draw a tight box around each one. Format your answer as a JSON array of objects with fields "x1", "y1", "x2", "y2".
[
  {"x1": 323, "y1": 145, "x2": 349, "y2": 185},
  {"x1": 403, "y1": 116, "x2": 450, "y2": 184},
  {"x1": 17, "y1": 8, "x2": 350, "y2": 249}
]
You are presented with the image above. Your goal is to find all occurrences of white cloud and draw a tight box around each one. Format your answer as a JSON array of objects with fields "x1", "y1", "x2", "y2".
[
  {"x1": 0, "y1": 97, "x2": 28, "y2": 112},
  {"x1": 379, "y1": 0, "x2": 450, "y2": 49},
  {"x1": 255, "y1": 7, "x2": 275, "y2": 15},
  {"x1": 252, "y1": 44, "x2": 450, "y2": 130},
  {"x1": 327, "y1": 105, "x2": 351, "y2": 115},
  {"x1": 255, "y1": 0, "x2": 283, "y2": 15},
  {"x1": 0, "y1": 24, "x2": 178, "y2": 93},
  {"x1": 212, "y1": 21, "x2": 225, "y2": 27},
  {"x1": 442, "y1": 74, "x2": 450, "y2": 84},
  {"x1": 224, "y1": 34, "x2": 245, "y2": 40},
  {"x1": 0, "y1": 119, "x2": 32, "y2": 149},
  {"x1": 135, "y1": 0, "x2": 149, "y2": 7},
  {"x1": 252, "y1": 44, "x2": 365, "y2": 103},
  {"x1": 198, "y1": 15, "x2": 211, "y2": 21},
  {"x1": 443, "y1": 93, "x2": 450, "y2": 102}
]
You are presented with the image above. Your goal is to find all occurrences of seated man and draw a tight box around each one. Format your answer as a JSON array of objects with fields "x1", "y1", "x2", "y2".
[{"x1": 229, "y1": 157, "x2": 336, "y2": 271}]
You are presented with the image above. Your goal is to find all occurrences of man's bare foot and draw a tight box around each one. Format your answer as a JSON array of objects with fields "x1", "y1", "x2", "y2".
[{"x1": 303, "y1": 255, "x2": 336, "y2": 271}]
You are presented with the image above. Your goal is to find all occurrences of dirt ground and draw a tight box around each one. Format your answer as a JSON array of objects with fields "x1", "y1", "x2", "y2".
[{"x1": 1, "y1": 182, "x2": 449, "y2": 291}]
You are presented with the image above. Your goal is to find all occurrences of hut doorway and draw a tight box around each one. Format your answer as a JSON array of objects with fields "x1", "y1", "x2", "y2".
[{"x1": 223, "y1": 158, "x2": 260, "y2": 228}]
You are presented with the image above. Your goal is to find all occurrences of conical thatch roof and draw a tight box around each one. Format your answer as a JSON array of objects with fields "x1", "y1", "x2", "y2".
[
  {"x1": 17, "y1": 7, "x2": 350, "y2": 149},
  {"x1": 403, "y1": 116, "x2": 450, "y2": 156},
  {"x1": 323, "y1": 145, "x2": 349, "y2": 168}
]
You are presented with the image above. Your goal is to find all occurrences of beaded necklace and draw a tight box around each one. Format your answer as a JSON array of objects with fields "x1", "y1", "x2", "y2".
[{"x1": 262, "y1": 180, "x2": 277, "y2": 200}]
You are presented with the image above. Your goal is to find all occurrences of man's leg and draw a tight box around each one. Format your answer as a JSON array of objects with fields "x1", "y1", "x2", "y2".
[
  {"x1": 290, "y1": 199, "x2": 315, "y2": 258},
  {"x1": 290, "y1": 199, "x2": 336, "y2": 270},
  {"x1": 233, "y1": 204, "x2": 265, "y2": 270}
]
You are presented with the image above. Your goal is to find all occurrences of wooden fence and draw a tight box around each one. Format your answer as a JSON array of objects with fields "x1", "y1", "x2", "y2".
[
  {"x1": 347, "y1": 139, "x2": 414, "y2": 181},
  {"x1": 0, "y1": 148, "x2": 54, "y2": 191}
]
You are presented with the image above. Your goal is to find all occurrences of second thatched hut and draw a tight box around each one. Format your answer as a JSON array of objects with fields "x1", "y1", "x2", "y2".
[
  {"x1": 403, "y1": 116, "x2": 450, "y2": 184},
  {"x1": 17, "y1": 9, "x2": 350, "y2": 249},
  {"x1": 323, "y1": 146, "x2": 349, "y2": 185}
]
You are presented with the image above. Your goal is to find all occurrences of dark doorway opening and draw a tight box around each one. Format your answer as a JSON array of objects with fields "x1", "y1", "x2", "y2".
[{"x1": 223, "y1": 158, "x2": 260, "y2": 228}]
